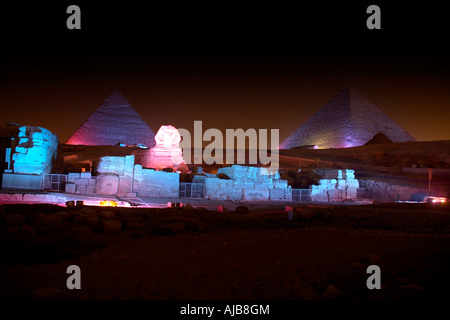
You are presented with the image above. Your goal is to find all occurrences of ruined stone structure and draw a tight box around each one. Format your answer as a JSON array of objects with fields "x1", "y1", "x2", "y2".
[
  {"x1": 310, "y1": 169, "x2": 359, "y2": 202},
  {"x1": 65, "y1": 155, "x2": 180, "y2": 198},
  {"x1": 66, "y1": 90, "x2": 156, "y2": 148},
  {"x1": 2, "y1": 126, "x2": 59, "y2": 190},
  {"x1": 195, "y1": 165, "x2": 292, "y2": 201},
  {"x1": 11, "y1": 126, "x2": 59, "y2": 175},
  {"x1": 280, "y1": 86, "x2": 415, "y2": 149}
]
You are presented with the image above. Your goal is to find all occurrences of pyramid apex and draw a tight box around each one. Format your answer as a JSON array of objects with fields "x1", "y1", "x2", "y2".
[
  {"x1": 342, "y1": 85, "x2": 360, "y2": 94},
  {"x1": 104, "y1": 90, "x2": 131, "y2": 106}
]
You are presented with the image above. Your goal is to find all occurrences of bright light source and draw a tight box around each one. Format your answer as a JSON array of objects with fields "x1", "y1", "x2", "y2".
[
  {"x1": 427, "y1": 197, "x2": 447, "y2": 204},
  {"x1": 100, "y1": 200, "x2": 118, "y2": 207}
]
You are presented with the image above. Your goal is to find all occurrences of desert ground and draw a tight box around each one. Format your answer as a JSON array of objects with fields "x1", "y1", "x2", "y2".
[{"x1": 1, "y1": 200, "x2": 449, "y2": 302}]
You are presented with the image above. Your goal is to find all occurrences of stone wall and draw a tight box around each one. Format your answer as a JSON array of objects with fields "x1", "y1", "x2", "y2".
[
  {"x1": 95, "y1": 155, "x2": 135, "y2": 196},
  {"x1": 63, "y1": 155, "x2": 180, "y2": 198},
  {"x1": 133, "y1": 164, "x2": 179, "y2": 198},
  {"x1": 65, "y1": 172, "x2": 96, "y2": 194},
  {"x1": 12, "y1": 126, "x2": 59, "y2": 175},
  {"x1": 202, "y1": 165, "x2": 291, "y2": 201},
  {"x1": 310, "y1": 169, "x2": 359, "y2": 202}
]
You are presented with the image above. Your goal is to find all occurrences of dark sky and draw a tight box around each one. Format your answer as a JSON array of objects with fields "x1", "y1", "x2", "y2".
[{"x1": 1, "y1": 2, "x2": 449, "y2": 143}]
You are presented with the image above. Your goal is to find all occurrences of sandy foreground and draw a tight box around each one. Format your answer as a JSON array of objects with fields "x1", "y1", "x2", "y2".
[{"x1": 1, "y1": 202, "x2": 449, "y2": 302}]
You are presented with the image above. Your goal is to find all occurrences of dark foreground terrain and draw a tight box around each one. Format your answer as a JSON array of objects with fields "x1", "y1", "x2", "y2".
[{"x1": 1, "y1": 202, "x2": 449, "y2": 300}]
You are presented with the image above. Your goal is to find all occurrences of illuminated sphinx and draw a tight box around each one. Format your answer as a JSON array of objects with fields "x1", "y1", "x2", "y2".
[{"x1": 145, "y1": 125, "x2": 189, "y2": 172}]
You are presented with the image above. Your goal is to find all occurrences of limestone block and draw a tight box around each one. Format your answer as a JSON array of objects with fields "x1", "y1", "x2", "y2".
[
  {"x1": 337, "y1": 179, "x2": 347, "y2": 190},
  {"x1": 68, "y1": 173, "x2": 80, "y2": 183},
  {"x1": 242, "y1": 188, "x2": 269, "y2": 201},
  {"x1": 15, "y1": 146, "x2": 27, "y2": 154},
  {"x1": 97, "y1": 156, "x2": 126, "y2": 176},
  {"x1": 12, "y1": 126, "x2": 59, "y2": 175},
  {"x1": 133, "y1": 169, "x2": 179, "y2": 198},
  {"x1": 247, "y1": 166, "x2": 258, "y2": 178},
  {"x1": 328, "y1": 189, "x2": 341, "y2": 202},
  {"x1": 343, "y1": 169, "x2": 355, "y2": 179},
  {"x1": 227, "y1": 190, "x2": 243, "y2": 201},
  {"x1": 95, "y1": 174, "x2": 119, "y2": 195},
  {"x1": 205, "y1": 178, "x2": 221, "y2": 190},
  {"x1": 255, "y1": 177, "x2": 274, "y2": 188},
  {"x1": 123, "y1": 155, "x2": 135, "y2": 177},
  {"x1": 328, "y1": 179, "x2": 338, "y2": 188},
  {"x1": 67, "y1": 176, "x2": 76, "y2": 183},
  {"x1": 76, "y1": 185, "x2": 87, "y2": 193},
  {"x1": 274, "y1": 179, "x2": 288, "y2": 188},
  {"x1": 85, "y1": 185, "x2": 95, "y2": 194},
  {"x1": 133, "y1": 164, "x2": 144, "y2": 184},
  {"x1": 347, "y1": 187, "x2": 358, "y2": 199},
  {"x1": 234, "y1": 181, "x2": 254, "y2": 189},
  {"x1": 192, "y1": 175, "x2": 206, "y2": 183},
  {"x1": 346, "y1": 178, "x2": 359, "y2": 188},
  {"x1": 80, "y1": 172, "x2": 92, "y2": 179},
  {"x1": 77, "y1": 178, "x2": 89, "y2": 186},
  {"x1": 65, "y1": 183, "x2": 76, "y2": 193},
  {"x1": 118, "y1": 176, "x2": 133, "y2": 195},
  {"x1": 2, "y1": 173, "x2": 43, "y2": 191}
]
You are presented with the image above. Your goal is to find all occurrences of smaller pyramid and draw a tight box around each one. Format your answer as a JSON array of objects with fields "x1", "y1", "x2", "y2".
[
  {"x1": 66, "y1": 90, "x2": 156, "y2": 147},
  {"x1": 364, "y1": 133, "x2": 393, "y2": 145},
  {"x1": 280, "y1": 86, "x2": 415, "y2": 149}
]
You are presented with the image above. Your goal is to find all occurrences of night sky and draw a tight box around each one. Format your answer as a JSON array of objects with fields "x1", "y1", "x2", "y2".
[{"x1": 1, "y1": 2, "x2": 449, "y2": 144}]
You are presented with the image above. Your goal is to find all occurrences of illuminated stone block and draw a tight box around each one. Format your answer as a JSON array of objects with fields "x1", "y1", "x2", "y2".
[
  {"x1": 328, "y1": 189, "x2": 340, "y2": 202},
  {"x1": 2, "y1": 173, "x2": 43, "y2": 191},
  {"x1": 80, "y1": 172, "x2": 92, "y2": 179},
  {"x1": 65, "y1": 183, "x2": 76, "y2": 193},
  {"x1": 192, "y1": 175, "x2": 206, "y2": 183},
  {"x1": 85, "y1": 185, "x2": 95, "y2": 194},
  {"x1": 76, "y1": 185, "x2": 87, "y2": 193},
  {"x1": 95, "y1": 174, "x2": 119, "y2": 195},
  {"x1": 12, "y1": 126, "x2": 58, "y2": 175},
  {"x1": 243, "y1": 188, "x2": 270, "y2": 201},
  {"x1": 227, "y1": 190, "x2": 243, "y2": 201},
  {"x1": 337, "y1": 179, "x2": 347, "y2": 189},
  {"x1": 343, "y1": 169, "x2": 355, "y2": 179},
  {"x1": 97, "y1": 156, "x2": 126, "y2": 176},
  {"x1": 133, "y1": 165, "x2": 179, "y2": 198},
  {"x1": 77, "y1": 178, "x2": 89, "y2": 186}
]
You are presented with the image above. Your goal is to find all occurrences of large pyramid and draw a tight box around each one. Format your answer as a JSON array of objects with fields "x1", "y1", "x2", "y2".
[
  {"x1": 279, "y1": 86, "x2": 416, "y2": 149},
  {"x1": 66, "y1": 90, "x2": 156, "y2": 147}
]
